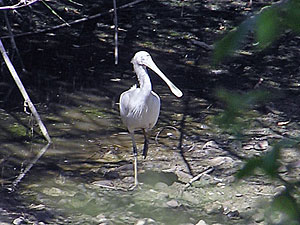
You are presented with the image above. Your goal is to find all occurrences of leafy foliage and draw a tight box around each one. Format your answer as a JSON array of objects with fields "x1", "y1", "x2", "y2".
[
  {"x1": 213, "y1": 0, "x2": 300, "y2": 63},
  {"x1": 214, "y1": 89, "x2": 267, "y2": 137},
  {"x1": 272, "y1": 191, "x2": 300, "y2": 223}
]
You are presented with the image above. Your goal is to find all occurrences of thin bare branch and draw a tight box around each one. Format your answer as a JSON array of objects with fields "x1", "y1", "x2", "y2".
[
  {"x1": 0, "y1": 0, "x2": 41, "y2": 10},
  {"x1": 2, "y1": 5, "x2": 26, "y2": 71},
  {"x1": 0, "y1": 0, "x2": 145, "y2": 39},
  {"x1": 41, "y1": 0, "x2": 70, "y2": 27},
  {"x1": 0, "y1": 39, "x2": 51, "y2": 143},
  {"x1": 113, "y1": 0, "x2": 119, "y2": 65}
]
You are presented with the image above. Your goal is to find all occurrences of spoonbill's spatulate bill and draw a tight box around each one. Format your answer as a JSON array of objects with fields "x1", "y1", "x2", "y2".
[{"x1": 119, "y1": 51, "x2": 183, "y2": 188}]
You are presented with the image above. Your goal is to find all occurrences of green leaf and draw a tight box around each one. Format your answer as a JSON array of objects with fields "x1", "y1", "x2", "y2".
[
  {"x1": 261, "y1": 144, "x2": 281, "y2": 178},
  {"x1": 255, "y1": 7, "x2": 282, "y2": 48},
  {"x1": 260, "y1": 139, "x2": 296, "y2": 178},
  {"x1": 283, "y1": 0, "x2": 300, "y2": 33},
  {"x1": 236, "y1": 158, "x2": 262, "y2": 179},
  {"x1": 272, "y1": 191, "x2": 300, "y2": 221},
  {"x1": 213, "y1": 0, "x2": 300, "y2": 63},
  {"x1": 213, "y1": 17, "x2": 255, "y2": 64},
  {"x1": 214, "y1": 89, "x2": 269, "y2": 136}
]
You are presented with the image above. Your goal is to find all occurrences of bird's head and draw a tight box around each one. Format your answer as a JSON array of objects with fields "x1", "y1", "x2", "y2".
[
  {"x1": 131, "y1": 51, "x2": 183, "y2": 98},
  {"x1": 131, "y1": 51, "x2": 152, "y2": 67}
]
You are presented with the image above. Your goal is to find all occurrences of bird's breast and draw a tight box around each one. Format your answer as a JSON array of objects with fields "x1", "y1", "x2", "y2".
[{"x1": 120, "y1": 90, "x2": 160, "y2": 132}]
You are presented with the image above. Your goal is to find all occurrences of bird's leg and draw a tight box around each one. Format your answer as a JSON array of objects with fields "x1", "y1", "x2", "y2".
[
  {"x1": 142, "y1": 129, "x2": 149, "y2": 159},
  {"x1": 130, "y1": 132, "x2": 138, "y2": 187}
]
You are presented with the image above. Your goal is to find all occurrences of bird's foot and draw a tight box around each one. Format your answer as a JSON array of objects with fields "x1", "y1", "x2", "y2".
[{"x1": 128, "y1": 182, "x2": 142, "y2": 191}]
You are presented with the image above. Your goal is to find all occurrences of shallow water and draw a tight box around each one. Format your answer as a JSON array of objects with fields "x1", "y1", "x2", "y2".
[{"x1": 0, "y1": 86, "x2": 277, "y2": 225}]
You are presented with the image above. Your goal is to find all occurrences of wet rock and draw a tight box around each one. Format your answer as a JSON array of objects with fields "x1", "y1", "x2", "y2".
[
  {"x1": 192, "y1": 173, "x2": 215, "y2": 187},
  {"x1": 274, "y1": 185, "x2": 286, "y2": 196},
  {"x1": 175, "y1": 170, "x2": 193, "y2": 183},
  {"x1": 278, "y1": 165, "x2": 288, "y2": 173},
  {"x1": 42, "y1": 187, "x2": 75, "y2": 197},
  {"x1": 209, "y1": 156, "x2": 234, "y2": 168},
  {"x1": 13, "y1": 217, "x2": 24, "y2": 225},
  {"x1": 96, "y1": 213, "x2": 112, "y2": 225},
  {"x1": 181, "y1": 192, "x2": 200, "y2": 205},
  {"x1": 154, "y1": 182, "x2": 168, "y2": 190},
  {"x1": 134, "y1": 218, "x2": 157, "y2": 225},
  {"x1": 202, "y1": 140, "x2": 219, "y2": 150},
  {"x1": 166, "y1": 199, "x2": 180, "y2": 208},
  {"x1": 254, "y1": 140, "x2": 269, "y2": 151},
  {"x1": 92, "y1": 180, "x2": 114, "y2": 187},
  {"x1": 205, "y1": 202, "x2": 224, "y2": 215},
  {"x1": 104, "y1": 170, "x2": 120, "y2": 179},
  {"x1": 157, "y1": 192, "x2": 169, "y2": 200},
  {"x1": 122, "y1": 176, "x2": 135, "y2": 184},
  {"x1": 195, "y1": 220, "x2": 208, "y2": 225},
  {"x1": 252, "y1": 211, "x2": 265, "y2": 223},
  {"x1": 226, "y1": 210, "x2": 240, "y2": 219},
  {"x1": 42, "y1": 187, "x2": 63, "y2": 196}
]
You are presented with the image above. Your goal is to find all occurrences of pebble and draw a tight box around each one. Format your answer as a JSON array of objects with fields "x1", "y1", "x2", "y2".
[
  {"x1": 157, "y1": 192, "x2": 169, "y2": 200},
  {"x1": 254, "y1": 140, "x2": 269, "y2": 150},
  {"x1": 135, "y1": 218, "x2": 157, "y2": 225},
  {"x1": 274, "y1": 185, "x2": 286, "y2": 196},
  {"x1": 209, "y1": 156, "x2": 234, "y2": 168},
  {"x1": 252, "y1": 211, "x2": 265, "y2": 223},
  {"x1": 205, "y1": 202, "x2": 224, "y2": 215},
  {"x1": 175, "y1": 170, "x2": 193, "y2": 183},
  {"x1": 13, "y1": 217, "x2": 24, "y2": 225},
  {"x1": 182, "y1": 192, "x2": 200, "y2": 204},
  {"x1": 92, "y1": 180, "x2": 114, "y2": 187},
  {"x1": 195, "y1": 220, "x2": 208, "y2": 225},
  {"x1": 226, "y1": 210, "x2": 240, "y2": 219},
  {"x1": 166, "y1": 199, "x2": 180, "y2": 208},
  {"x1": 202, "y1": 140, "x2": 219, "y2": 149}
]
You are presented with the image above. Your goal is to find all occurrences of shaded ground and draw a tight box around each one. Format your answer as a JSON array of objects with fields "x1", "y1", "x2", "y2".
[{"x1": 0, "y1": 0, "x2": 300, "y2": 224}]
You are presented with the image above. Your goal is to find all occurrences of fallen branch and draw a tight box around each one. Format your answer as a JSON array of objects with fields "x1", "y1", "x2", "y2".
[
  {"x1": 183, "y1": 166, "x2": 214, "y2": 190},
  {"x1": 0, "y1": 39, "x2": 51, "y2": 143}
]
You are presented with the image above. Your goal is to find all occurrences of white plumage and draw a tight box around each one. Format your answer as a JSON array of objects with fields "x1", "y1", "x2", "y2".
[{"x1": 119, "y1": 51, "x2": 182, "y2": 187}]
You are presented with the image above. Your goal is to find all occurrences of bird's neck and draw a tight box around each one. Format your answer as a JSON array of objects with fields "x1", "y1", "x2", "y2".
[{"x1": 134, "y1": 64, "x2": 152, "y2": 92}]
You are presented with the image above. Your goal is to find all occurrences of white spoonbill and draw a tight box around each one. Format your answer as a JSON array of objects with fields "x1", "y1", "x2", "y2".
[{"x1": 119, "y1": 51, "x2": 183, "y2": 187}]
